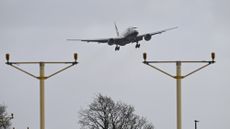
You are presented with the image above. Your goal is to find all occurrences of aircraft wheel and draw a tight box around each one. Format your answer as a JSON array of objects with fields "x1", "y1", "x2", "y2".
[
  {"x1": 135, "y1": 43, "x2": 140, "y2": 48},
  {"x1": 115, "y1": 46, "x2": 120, "y2": 51}
]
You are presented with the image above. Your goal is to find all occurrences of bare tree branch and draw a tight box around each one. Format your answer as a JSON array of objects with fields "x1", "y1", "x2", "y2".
[
  {"x1": 78, "y1": 94, "x2": 154, "y2": 129},
  {"x1": 0, "y1": 105, "x2": 12, "y2": 129}
]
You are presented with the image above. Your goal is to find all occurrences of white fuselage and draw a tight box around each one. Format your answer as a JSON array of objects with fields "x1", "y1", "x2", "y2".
[
  {"x1": 116, "y1": 27, "x2": 139, "y2": 46},
  {"x1": 121, "y1": 27, "x2": 139, "y2": 38}
]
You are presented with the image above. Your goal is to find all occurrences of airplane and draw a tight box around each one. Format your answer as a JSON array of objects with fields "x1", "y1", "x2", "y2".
[{"x1": 67, "y1": 23, "x2": 177, "y2": 51}]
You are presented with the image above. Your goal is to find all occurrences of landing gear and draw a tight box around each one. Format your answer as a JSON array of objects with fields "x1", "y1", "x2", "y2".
[
  {"x1": 135, "y1": 43, "x2": 140, "y2": 48},
  {"x1": 115, "y1": 45, "x2": 120, "y2": 51}
]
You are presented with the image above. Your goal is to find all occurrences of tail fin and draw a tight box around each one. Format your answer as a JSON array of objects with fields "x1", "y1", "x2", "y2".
[{"x1": 114, "y1": 22, "x2": 120, "y2": 37}]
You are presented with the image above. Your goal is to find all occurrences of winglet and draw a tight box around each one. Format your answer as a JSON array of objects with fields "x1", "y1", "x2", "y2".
[
  {"x1": 164, "y1": 26, "x2": 178, "y2": 32},
  {"x1": 114, "y1": 22, "x2": 120, "y2": 37}
]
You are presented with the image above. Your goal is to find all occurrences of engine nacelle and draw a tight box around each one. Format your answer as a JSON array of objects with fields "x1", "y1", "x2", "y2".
[
  {"x1": 144, "y1": 34, "x2": 151, "y2": 41},
  {"x1": 108, "y1": 38, "x2": 115, "y2": 45}
]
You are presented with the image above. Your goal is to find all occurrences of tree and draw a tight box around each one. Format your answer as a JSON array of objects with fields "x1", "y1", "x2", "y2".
[
  {"x1": 79, "y1": 94, "x2": 154, "y2": 129},
  {"x1": 0, "y1": 105, "x2": 13, "y2": 129}
]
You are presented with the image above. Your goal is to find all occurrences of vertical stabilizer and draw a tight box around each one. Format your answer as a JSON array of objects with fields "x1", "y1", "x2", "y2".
[{"x1": 114, "y1": 22, "x2": 120, "y2": 37}]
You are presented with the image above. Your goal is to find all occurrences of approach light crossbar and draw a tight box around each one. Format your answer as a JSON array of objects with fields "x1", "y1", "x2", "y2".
[
  {"x1": 5, "y1": 53, "x2": 78, "y2": 79},
  {"x1": 143, "y1": 52, "x2": 215, "y2": 79}
]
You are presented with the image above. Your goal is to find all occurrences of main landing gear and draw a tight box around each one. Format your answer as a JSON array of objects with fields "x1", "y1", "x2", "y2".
[
  {"x1": 115, "y1": 45, "x2": 120, "y2": 51},
  {"x1": 135, "y1": 43, "x2": 140, "y2": 48}
]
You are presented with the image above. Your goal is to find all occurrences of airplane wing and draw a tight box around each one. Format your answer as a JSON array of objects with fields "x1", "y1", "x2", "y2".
[
  {"x1": 67, "y1": 38, "x2": 107, "y2": 43},
  {"x1": 67, "y1": 37, "x2": 122, "y2": 43},
  {"x1": 137, "y1": 27, "x2": 178, "y2": 39}
]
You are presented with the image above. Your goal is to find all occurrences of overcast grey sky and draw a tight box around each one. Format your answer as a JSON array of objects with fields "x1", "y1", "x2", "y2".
[{"x1": 1, "y1": 0, "x2": 230, "y2": 129}]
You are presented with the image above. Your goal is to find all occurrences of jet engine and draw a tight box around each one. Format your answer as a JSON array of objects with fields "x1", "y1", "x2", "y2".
[
  {"x1": 108, "y1": 38, "x2": 115, "y2": 45},
  {"x1": 144, "y1": 34, "x2": 151, "y2": 41}
]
